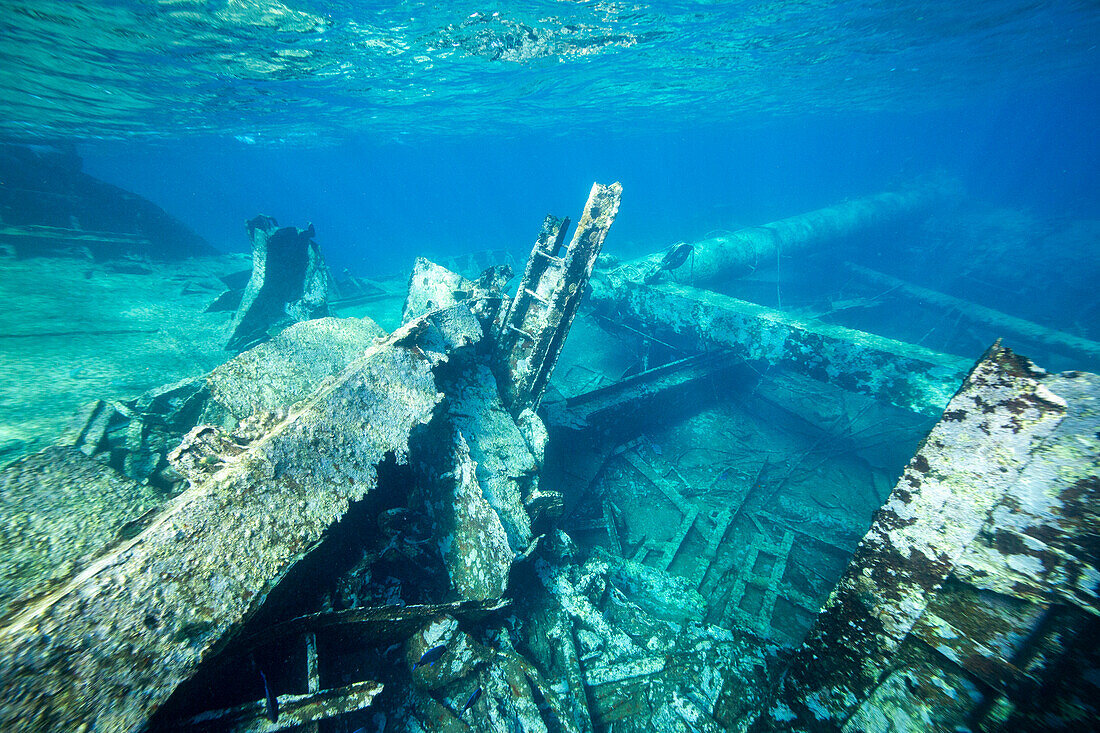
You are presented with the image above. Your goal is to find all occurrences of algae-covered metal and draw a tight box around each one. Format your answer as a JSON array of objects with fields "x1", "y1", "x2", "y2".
[
  {"x1": 495, "y1": 182, "x2": 623, "y2": 415},
  {"x1": 0, "y1": 306, "x2": 481, "y2": 732},
  {"x1": 591, "y1": 280, "x2": 970, "y2": 416},
  {"x1": 0, "y1": 446, "x2": 163, "y2": 623},
  {"x1": 226, "y1": 216, "x2": 331, "y2": 352},
  {"x1": 754, "y1": 342, "x2": 1100, "y2": 731}
]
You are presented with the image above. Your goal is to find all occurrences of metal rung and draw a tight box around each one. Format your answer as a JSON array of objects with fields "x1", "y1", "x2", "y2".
[
  {"x1": 534, "y1": 249, "x2": 564, "y2": 265},
  {"x1": 508, "y1": 324, "x2": 536, "y2": 341},
  {"x1": 524, "y1": 288, "x2": 550, "y2": 305}
]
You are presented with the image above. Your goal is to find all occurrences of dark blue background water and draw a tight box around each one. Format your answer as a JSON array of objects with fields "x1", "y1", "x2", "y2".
[{"x1": 78, "y1": 70, "x2": 1099, "y2": 277}]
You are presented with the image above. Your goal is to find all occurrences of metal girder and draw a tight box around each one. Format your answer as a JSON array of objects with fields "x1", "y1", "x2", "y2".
[
  {"x1": 590, "y1": 280, "x2": 970, "y2": 416},
  {"x1": 495, "y1": 182, "x2": 623, "y2": 415}
]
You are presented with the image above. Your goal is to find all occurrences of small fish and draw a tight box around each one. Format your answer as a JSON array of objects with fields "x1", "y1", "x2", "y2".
[
  {"x1": 259, "y1": 668, "x2": 278, "y2": 722},
  {"x1": 413, "y1": 644, "x2": 446, "y2": 670},
  {"x1": 660, "y1": 242, "x2": 693, "y2": 271},
  {"x1": 458, "y1": 687, "x2": 482, "y2": 718}
]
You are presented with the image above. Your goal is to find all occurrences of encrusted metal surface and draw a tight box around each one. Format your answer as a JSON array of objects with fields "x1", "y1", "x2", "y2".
[
  {"x1": 754, "y1": 343, "x2": 1099, "y2": 731},
  {"x1": 206, "y1": 316, "x2": 386, "y2": 420},
  {"x1": 0, "y1": 307, "x2": 481, "y2": 732},
  {"x1": 0, "y1": 446, "x2": 162, "y2": 623},
  {"x1": 227, "y1": 216, "x2": 330, "y2": 352},
  {"x1": 418, "y1": 421, "x2": 514, "y2": 600},
  {"x1": 495, "y1": 182, "x2": 623, "y2": 415},
  {"x1": 592, "y1": 280, "x2": 969, "y2": 415}
]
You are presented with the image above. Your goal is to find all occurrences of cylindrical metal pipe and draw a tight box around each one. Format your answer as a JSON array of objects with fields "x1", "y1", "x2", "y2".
[{"x1": 596, "y1": 179, "x2": 958, "y2": 292}]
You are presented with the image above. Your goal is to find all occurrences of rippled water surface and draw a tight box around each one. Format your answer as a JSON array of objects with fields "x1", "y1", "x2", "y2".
[{"x1": 1, "y1": 1, "x2": 1097, "y2": 141}]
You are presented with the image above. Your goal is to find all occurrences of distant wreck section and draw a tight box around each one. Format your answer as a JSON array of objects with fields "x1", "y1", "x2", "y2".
[
  {"x1": 0, "y1": 144, "x2": 214, "y2": 260},
  {"x1": 0, "y1": 179, "x2": 1097, "y2": 733},
  {"x1": 224, "y1": 215, "x2": 331, "y2": 352}
]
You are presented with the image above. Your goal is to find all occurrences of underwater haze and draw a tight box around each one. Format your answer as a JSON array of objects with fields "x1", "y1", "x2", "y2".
[{"x1": 2, "y1": 2, "x2": 1100, "y2": 732}]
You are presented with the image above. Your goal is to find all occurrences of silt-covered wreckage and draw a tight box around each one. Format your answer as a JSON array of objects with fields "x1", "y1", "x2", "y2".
[{"x1": 0, "y1": 177, "x2": 1097, "y2": 733}]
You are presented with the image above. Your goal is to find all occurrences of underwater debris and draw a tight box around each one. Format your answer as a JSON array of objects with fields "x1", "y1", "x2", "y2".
[
  {"x1": 520, "y1": 536, "x2": 771, "y2": 732},
  {"x1": 225, "y1": 216, "x2": 331, "y2": 352},
  {"x1": 495, "y1": 182, "x2": 623, "y2": 416},
  {"x1": 208, "y1": 316, "x2": 386, "y2": 421},
  {"x1": 546, "y1": 350, "x2": 742, "y2": 432},
  {"x1": 415, "y1": 419, "x2": 515, "y2": 601},
  {"x1": 233, "y1": 599, "x2": 509, "y2": 652},
  {"x1": 0, "y1": 145, "x2": 215, "y2": 261},
  {"x1": 590, "y1": 279, "x2": 970, "y2": 415},
  {"x1": 0, "y1": 182, "x2": 624, "y2": 733},
  {"x1": 165, "y1": 680, "x2": 384, "y2": 733},
  {"x1": 432, "y1": 248, "x2": 519, "y2": 281},
  {"x1": 47, "y1": 318, "x2": 391, "y2": 492},
  {"x1": 598, "y1": 181, "x2": 957, "y2": 290},
  {"x1": 0, "y1": 306, "x2": 481, "y2": 732},
  {"x1": 4, "y1": 176, "x2": 1098, "y2": 733},
  {"x1": 0, "y1": 445, "x2": 164, "y2": 623},
  {"x1": 402, "y1": 255, "x2": 513, "y2": 326},
  {"x1": 846, "y1": 261, "x2": 1100, "y2": 364},
  {"x1": 753, "y1": 342, "x2": 1100, "y2": 731}
]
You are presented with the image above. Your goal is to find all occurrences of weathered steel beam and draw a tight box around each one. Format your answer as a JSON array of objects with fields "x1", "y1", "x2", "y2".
[
  {"x1": 0, "y1": 306, "x2": 482, "y2": 733},
  {"x1": 845, "y1": 261, "x2": 1100, "y2": 364},
  {"x1": 550, "y1": 350, "x2": 743, "y2": 429},
  {"x1": 167, "y1": 679, "x2": 384, "y2": 733},
  {"x1": 590, "y1": 280, "x2": 970, "y2": 415},
  {"x1": 495, "y1": 182, "x2": 623, "y2": 415},
  {"x1": 596, "y1": 181, "x2": 954, "y2": 290},
  {"x1": 752, "y1": 343, "x2": 1100, "y2": 731},
  {"x1": 231, "y1": 599, "x2": 508, "y2": 654}
]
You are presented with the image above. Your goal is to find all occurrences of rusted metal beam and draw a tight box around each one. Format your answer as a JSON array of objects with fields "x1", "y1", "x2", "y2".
[
  {"x1": 590, "y1": 280, "x2": 970, "y2": 416},
  {"x1": 495, "y1": 182, "x2": 623, "y2": 415}
]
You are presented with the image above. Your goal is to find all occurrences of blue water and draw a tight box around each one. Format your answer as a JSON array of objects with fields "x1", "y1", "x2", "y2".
[
  {"x1": 1, "y1": 1, "x2": 1095, "y2": 277},
  {"x1": 80, "y1": 90, "x2": 1100, "y2": 277}
]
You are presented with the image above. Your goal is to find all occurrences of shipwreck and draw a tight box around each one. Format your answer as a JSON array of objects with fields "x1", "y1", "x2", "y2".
[{"x1": 0, "y1": 168, "x2": 1097, "y2": 733}]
